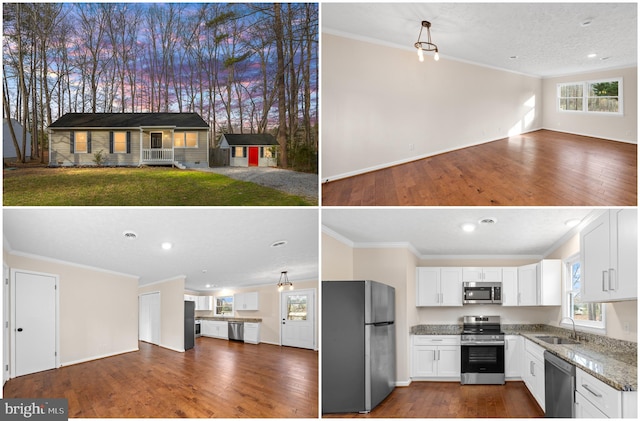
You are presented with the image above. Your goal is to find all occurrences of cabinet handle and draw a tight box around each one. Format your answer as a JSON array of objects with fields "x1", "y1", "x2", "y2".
[
  {"x1": 517, "y1": 292, "x2": 521, "y2": 305},
  {"x1": 437, "y1": 350, "x2": 441, "y2": 360},
  {"x1": 602, "y1": 270, "x2": 609, "y2": 291},
  {"x1": 609, "y1": 269, "x2": 616, "y2": 291},
  {"x1": 505, "y1": 341, "x2": 509, "y2": 350},
  {"x1": 530, "y1": 361, "x2": 534, "y2": 376},
  {"x1": 581, "y1": 384, "x2": 603, "y2": 398}
]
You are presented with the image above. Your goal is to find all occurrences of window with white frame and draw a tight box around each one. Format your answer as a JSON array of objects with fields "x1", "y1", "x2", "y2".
[
  {"x1": 174, "y1": 132, "x2": 198, "y2": 148},
  {"x1": 74, "y1": 131, "x2": 89, "y2": 153},
  {"x1": 564, "y1": 253, "x2": 605, "y2": 330},
  {"x1": 558, "y1": 78, "x2": 622, "y2": 114},
  {"x1": 113, "y1": 132, "x2": 127, "y2": 153},
  {"x1": 214, "y1": 296, "x2": 233, "y2": 316}
]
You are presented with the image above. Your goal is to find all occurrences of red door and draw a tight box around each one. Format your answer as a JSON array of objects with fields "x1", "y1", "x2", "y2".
[{"x1": 248, "y1": 147, "x2": 259, "y2": 166}]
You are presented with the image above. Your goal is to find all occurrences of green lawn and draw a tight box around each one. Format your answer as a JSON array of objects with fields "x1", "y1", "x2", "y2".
[{"x1": 3, "y1": 167, "x2": 316, "y2": 206}]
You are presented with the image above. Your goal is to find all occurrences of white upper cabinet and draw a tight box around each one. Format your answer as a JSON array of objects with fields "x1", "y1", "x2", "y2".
[
  {"x1": 416, "y1": 267, "x2": 463, "y2": 307},
  {"x1": 517, "y1": 263, "x2": 538, "y2": 306},
  {"x1": 197, "y1": 295, "x2": 212, "y2": 311},
  {"x1": 501, "y1": 267, "x2": 519, "y2": 306},
  {"x1": 234, "y1": 292, "x2": 259, "y2": 311},
  {"x1": 581, "y1": 209, "x2": 637, "y2": 302},
  {"x1": 462, "y1": 267, "x2": 502, "y2": 282}
]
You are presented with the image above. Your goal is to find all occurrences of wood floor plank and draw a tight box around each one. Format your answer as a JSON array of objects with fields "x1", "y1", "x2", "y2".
[
  {"x1": 323, "y1": 381, "x2": 544, "y2": 418},
  {"x1": 322, "y1": 130, "x2": 637, "y2": 206},
  {"x1": 3, "y1": 338, "x2": 318, "y2": 418}
]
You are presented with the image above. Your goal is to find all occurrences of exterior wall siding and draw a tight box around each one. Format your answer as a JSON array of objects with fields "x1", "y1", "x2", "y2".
[
  {"x1": 229, "y1": 145, "x2": 277, "y2": 167},
  {"x1": 50, "y1": 128, "x2": 208, "y2": 167},
  {"x1": 50, "y1": 130, "x2": 141, "y2": 166}
]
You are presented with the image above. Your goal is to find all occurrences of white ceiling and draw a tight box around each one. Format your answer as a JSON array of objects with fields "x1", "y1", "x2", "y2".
[
  {"x1": 322, "y1": 2, "x2": 637, "y2": 77},
  {"x1": 322, "y1": 208, "x2": 598, "y2": 258},
  {"x1": 3, "y1": 208, "x2": 318, "y2": 291}
]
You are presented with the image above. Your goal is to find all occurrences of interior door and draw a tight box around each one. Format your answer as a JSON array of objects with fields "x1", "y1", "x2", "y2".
[
  {"x1": 248, "y1": 146, "x2": 259, "y2": 166},
  {"x1": 281, "y1": 289, "x2": 315, "y2": 349},
  {"x1": 3, "y1": 264, "x2": 10, "y2": 384},
  {"x1": 13, "y1": 270, "x2": 57, "y2": 377},
  {"x1": 139, "y1": 292, "x2": 160, "y2": 345}
]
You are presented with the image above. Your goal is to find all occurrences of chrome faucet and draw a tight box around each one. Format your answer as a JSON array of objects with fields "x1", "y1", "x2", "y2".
[{"x1": 560, "y1": 317, "x2": 577, "y2": 340}]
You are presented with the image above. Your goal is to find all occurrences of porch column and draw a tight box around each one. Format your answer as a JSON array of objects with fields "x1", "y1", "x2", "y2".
[
  {"x1": 171, "y1": 128, "x2": 175, "y2": 165},
  {"x1": 139, "y1": 128, "x2": 143, "y2": 165}
]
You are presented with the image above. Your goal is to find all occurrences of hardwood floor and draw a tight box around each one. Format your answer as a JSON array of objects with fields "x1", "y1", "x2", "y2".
[
  {"x1": 323, "y1": 382, "x2": 544, "y2": 418},
  {"x1": 322, "y1": 130, "x2": 637, "y2": 206},
  {"x1": 3, "y1": 338, "x2": 318, "y2": 418}
]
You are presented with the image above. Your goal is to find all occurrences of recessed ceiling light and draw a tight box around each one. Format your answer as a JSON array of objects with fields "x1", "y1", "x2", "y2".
[
  {"x1": 587, "y1": 53, "x2": 597, "y2": 58},
  {"x1": 123, "y1": 231, "x2": 137, "y2": 240},
  {"x1": 461, "y1": 223, "x2": 476, "y2": 233},
  {"x1": 270, "y1": 240, "x2": 288, "y2": 248},
  {"x1": 161, "y1": 242, "x2": 172, "y2": 250}
]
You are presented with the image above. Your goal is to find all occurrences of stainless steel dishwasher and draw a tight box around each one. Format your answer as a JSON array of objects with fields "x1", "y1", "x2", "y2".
[
  {"x1": 228, "y1": 321, "x2": 244, "y2": 341},
  {"x1": 544, "y1": 350, "x2": 575, "y2": 418}
]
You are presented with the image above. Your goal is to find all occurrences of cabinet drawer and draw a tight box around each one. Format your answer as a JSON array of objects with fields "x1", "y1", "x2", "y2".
[
  {"x1": 576, "y1": 369, "x2": 621, "y2": 418},
  {"x1": 413, "y1": 335, "x2": 460, "y2": 346},
  {"x1": 524, "y1": 338, "x2": 545, "y2": 357}
]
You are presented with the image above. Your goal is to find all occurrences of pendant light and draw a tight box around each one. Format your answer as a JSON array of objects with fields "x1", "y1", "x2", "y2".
[
  {"x1": 414, "y1": 20, "x2": 440, "y2": 62},
  {"x1": 277, "y1": 271, "x2": 293, "y2": 292}
]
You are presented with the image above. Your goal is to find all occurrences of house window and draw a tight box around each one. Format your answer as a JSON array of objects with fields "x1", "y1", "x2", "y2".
[
  {"x1": 232, "y1": 146, "x2": 246, "y2": 158},
  {"x1": 185, "y1": 132, "x2": 198, "y2": 148},
  {"x1": 215, "y1": 296, "x2": 233, "y2": 316},
  {"x1": 263, "y1": 147, "x2": 273, "y2": 158},
  {"x1": 174, "y1": 132, "x2": 198, "y2": 148},
  {"x1": 113, "y1": 132, "x2": 127, "y2": 153},
  {"x1": 74, "y1": 131, "x2": 89, "y2": 153},
  {"x1": 558, "y1": 78, "x2": 622, "y2": 114},
  {"x1": 564, "y1": 253, "x2": 605, "y2": 331}
]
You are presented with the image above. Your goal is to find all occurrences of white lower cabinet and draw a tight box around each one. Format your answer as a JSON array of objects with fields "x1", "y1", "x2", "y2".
[
  {"x1": 574, "y1": 368, "x2": 637, "y2": 418},
  {"x1": 200, "y1": 320, "x2": 228, "y2": 340},
  {"x1": 244, "y1": 322, "x2": 261, "y2": 344},
  {"x1": 411, "y1": 335, "x2": 460, "y2": 379},
  {"x1": 504, "y1": 335, "x2": 522, "y2": 379},
  {"x1": 522, "y1": 339, "x2": 545, "y2": 411}
]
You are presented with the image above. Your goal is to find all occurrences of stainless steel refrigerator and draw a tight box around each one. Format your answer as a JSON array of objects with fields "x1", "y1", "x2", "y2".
[
  {"x1": 184, "y1": 300, "x2": 195, "y2": 350},
  {"x1": 322, "y1": 280, "x2": 396, "y2": 414}
]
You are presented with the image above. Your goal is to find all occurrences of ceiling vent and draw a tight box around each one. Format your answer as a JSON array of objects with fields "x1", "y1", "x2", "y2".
[
  {"x1": 479, "y1": 217, "x2": 498, "y2": 225},
  {"x1": 123, "y1": 231, "x2": 138, "y2": 240},
  {"x1": 270, "y1": 240, "x2": 288, "y2": 248}
]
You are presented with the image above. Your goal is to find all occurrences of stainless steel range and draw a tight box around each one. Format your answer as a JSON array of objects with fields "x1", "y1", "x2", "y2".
[{"x1": 460, "y1": 315, "x2": 505, "y2": 385}]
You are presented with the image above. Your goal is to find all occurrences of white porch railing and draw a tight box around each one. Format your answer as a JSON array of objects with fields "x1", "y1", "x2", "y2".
[{"x1": 142, "y1": 148, "x2": 174, "y2": 162}]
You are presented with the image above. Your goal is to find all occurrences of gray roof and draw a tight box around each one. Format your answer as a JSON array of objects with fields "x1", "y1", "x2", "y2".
[
  {"x1": 222, "y1": 133, "x2": 279, "y2": 146},
  {"x1": 49, "y1": 113, "x2": 209, "y2": 129}
]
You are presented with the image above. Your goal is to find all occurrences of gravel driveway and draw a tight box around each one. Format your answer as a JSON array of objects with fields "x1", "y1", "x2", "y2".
[{"x1": 197, "y1": 167, "x2": 318, "y2": 202}]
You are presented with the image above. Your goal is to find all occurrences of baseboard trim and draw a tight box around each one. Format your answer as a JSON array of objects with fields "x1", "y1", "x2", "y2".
[
  {"x1": 60, "y1": 347, "x2": 139, "y2": 368},
  {"x1": 322, "y1": 127, "x2": 543, "y2": 183},
  {"x1": 396, "y1": 379, "x2": 412, "y2": 387},
  {"x1": 540, "y1": 127, "x2": 637, "y2": 145},
  {"x1": 160, "y1": 344, "x2": 185, "y2": 353}
]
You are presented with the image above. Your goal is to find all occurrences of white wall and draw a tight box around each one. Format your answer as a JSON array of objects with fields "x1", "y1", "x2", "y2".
[
  {"x1": 321, "y1": 33, "x2": 543, "y2": 181},
  {"x1": 4, "y1": 252, "x2": 139, "y2": 366},
  {"x1": 542, "y1": 66, "x2": 638, "y2": 143}
]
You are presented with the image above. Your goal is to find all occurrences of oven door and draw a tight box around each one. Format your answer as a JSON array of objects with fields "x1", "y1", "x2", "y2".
[{"x1": 461, "y1": 343, "x2": 505, "y2": 384}]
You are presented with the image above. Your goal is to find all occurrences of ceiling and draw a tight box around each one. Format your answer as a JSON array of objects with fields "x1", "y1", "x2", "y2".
[
  {"x1": 3, "y1": 208, "x2": 318, "y2": 291},
  {"x1": 322, "y1": 3, "x2": 637, "y2": 77},
  {"x1": 322, "y1": 208, "x2": 598, "y2": 258}
]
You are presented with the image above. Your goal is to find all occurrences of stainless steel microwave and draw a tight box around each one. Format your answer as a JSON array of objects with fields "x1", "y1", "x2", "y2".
[{"x1": 463, "y1": 282, "x2": 502, "y2": 304}]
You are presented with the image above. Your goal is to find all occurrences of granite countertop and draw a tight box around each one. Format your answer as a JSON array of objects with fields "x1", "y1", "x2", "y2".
[
  {"x1": 411, "y1": 324, "x2": 637, "y2": 392},
  {"x1": 197, "y1": 316, "x2": 262, "y2": 323}
]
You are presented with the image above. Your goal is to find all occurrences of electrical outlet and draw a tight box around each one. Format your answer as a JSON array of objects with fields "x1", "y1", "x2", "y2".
[
  {"x1": 623, "y1": 322, "x2": 630, "y2": 333},
  {"x1": 409, "y1": 143, "x2": 414, "y2": 151}
]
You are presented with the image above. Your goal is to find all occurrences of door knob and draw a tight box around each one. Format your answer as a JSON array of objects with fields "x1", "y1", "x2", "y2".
[{"x1": 17, "y1": 328, "x2": 23, "y2": 332}]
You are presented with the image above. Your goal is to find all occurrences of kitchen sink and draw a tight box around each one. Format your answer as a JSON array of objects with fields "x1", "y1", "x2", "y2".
[{"x1": 536, "y1": 336, "x2": 579, "y2": 345}]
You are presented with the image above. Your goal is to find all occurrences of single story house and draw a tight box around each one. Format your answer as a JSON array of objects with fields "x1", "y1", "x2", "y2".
[
  {"x1": 218, "y1": 133, "x2": 279, "y2": 167},
  {"x1": 3, "y1": 118, "x2": 32, "y2": 164},
  {"x1": 48, "y1": 113, "x2": 210, "y2": 168}
]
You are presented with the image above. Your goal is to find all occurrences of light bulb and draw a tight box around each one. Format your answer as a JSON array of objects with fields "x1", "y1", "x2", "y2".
[
  {"x1": 278, "y1": 285, "x2": 283, "y2": 292},
  {"x1": 289, "y1": 284, "x2": 294, "y2": 290},
  {"x1": 417, "y1": 48, "x2": 424, "y2": 62},
  {"x1": 434, "y1": 51, "x2": 440, "y2": 61}
]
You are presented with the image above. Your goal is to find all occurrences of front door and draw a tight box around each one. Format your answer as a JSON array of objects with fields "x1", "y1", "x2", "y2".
[
  {"x1": 13, "y1": 270, "x2": 58, "y2": 377},
  {"x1": 248, "y1": 147, "x2": 259, "y2": 166},
  {"x1": 281, "y1": 289, "x2": 315, "y2": 349},
  {"x1": 151, "y1": 133, "x2": 163, "y2": 149}
]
